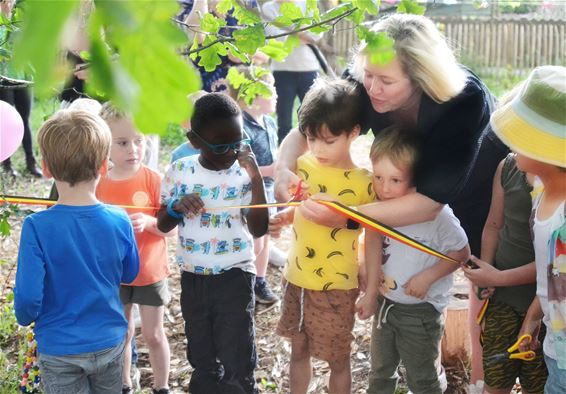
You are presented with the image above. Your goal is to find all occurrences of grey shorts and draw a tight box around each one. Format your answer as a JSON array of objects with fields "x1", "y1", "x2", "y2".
[{"x1": 120, "y1": 279, "x2": 170, "y2": 307}]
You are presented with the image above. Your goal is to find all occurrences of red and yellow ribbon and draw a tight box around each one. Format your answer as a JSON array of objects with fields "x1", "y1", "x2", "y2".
[{"x1": 1, "y1": 194, "x2": 461, "y2": 265}]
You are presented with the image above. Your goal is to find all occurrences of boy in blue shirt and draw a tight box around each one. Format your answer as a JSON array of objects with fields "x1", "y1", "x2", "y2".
[{"x1": 14, "y1": 109, "x2": 140, "y2": 394}]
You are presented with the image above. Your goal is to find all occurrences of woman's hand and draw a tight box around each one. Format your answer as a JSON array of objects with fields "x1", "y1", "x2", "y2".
[{"x1": 298, "y1": 194, "x2": 347, "y2": 228}]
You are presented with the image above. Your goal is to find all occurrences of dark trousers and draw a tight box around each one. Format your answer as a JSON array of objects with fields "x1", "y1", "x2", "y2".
[
  {"x1": 273, "y1": 70, "x2": 318, "y2": 144},
  {"x1": 181, "y1": 269, "x2": 257, "y2": 394},
  {"x1": 0, "y1": 87, "x2": 34, "y2": 161}
]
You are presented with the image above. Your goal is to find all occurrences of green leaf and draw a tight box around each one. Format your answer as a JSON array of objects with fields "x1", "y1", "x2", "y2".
[
  {"x1": 346, "y1": 8, "x2": 365, "y2": 25},
  {"x1": 200, "y1": 13, "x2": 226, "y2": 34},
  {"x1": 258, "y1": 39, "x2": 290, "y2": 62},
  {"x1": 225, "y1": 42, "x2": 249, "y2": 64},
  {"x1": 365, "y1": 31, "x2": 395, "y2": 65},
  {"x1": 356, "y1": 26, "x2": 370, "y2": 41},
  {"x1": 13, "y1": 0, "x2": 80, "y2": 95},
  {"x1": 397, "y1": 0, "x2": 426, "y2": 15},
  {"x1": 306, "y1": 0, "x2": 320, "y2": 21},
  {"x1": 232, "y1": 3, "x2": 261, "y2": 24},
  {"x1": 352, "y1": 0, "x2": 379, "y2": 16},
  {"x1": 280, "y1": 2, "x2": 304, "y2": 20},
  {"x1": 284, "y1": 35, "x2": 301, "y2": 52},
  {"x1": 5, "y1": 291, "x2": 14, "y2": 303},
  {"x1": 233, "y1": 25, "x2": 265, "y2": 55},
  {"x1": 198, "y1": 37, "x2": 225, "y2": 72},
  {"x1": 0, "y1": 218, "x2": 10, "y2": 237},
  {"x1": 308, "y1": 25, "x2": 331, "y2": 34},
  {"x1": 95, "y1": 1, "x2": 201, "y2": 135},
  {"x1": 216, "y1": 0, "x2": 234, "y2": 15},
  {"x1": 227, "y1": 67, "x2": 248, "y2": 90},
  {"x1": 321, "y1": 3, "x2": 353, "y2": 21},
  {"x1": 273, "y1": 15, "x2": 294, "y2": 27}
]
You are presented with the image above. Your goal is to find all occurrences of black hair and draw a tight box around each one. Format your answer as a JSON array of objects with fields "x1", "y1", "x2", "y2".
[
  {"x1": 190, "y1": 93, "x2": 242, "y2": 134},
  {"x1": 298, "y1": 78, "x2": 363, "y2": 137}
]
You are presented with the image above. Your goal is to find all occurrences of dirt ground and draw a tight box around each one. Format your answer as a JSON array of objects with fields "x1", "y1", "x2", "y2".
[{"x1": 0, "y1": 135, "x2": 472, "y2": 393}]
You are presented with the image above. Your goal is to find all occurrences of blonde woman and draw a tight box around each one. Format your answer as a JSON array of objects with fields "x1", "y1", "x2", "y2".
[{"x1": 274, "y1": 13, "x2": 509, "y2": 391}]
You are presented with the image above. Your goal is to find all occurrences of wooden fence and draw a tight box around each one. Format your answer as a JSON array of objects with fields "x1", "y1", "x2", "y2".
[{"x1": 326, "y1": 17, "x2": 566, "y2": 75}]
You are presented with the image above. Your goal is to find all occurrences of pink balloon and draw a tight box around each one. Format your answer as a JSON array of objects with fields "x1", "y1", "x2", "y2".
[{"x1": 0, "y1": 99, "x2": 24, "y2": 162}]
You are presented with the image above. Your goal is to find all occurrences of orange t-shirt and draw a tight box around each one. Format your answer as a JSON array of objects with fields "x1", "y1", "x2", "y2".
[{"x1": 96, "y1": 165, "x2": 169, "y2": 286}]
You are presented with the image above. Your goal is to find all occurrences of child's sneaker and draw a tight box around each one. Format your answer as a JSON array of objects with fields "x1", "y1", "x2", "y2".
[
  {"x1": 254, "y1": 278, "x2": 279, "y2": 304},
  {"x1": 152, "y1": 388, "x2": 170, "y2": 394},
  {"x1": 122, "y1": 386, "x2": 133, "y2": 394}
]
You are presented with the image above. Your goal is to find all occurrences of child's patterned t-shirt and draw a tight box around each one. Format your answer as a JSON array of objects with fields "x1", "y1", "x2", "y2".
[{"x1": 160, "y1": 156, "x2": 255, "y2": 275}]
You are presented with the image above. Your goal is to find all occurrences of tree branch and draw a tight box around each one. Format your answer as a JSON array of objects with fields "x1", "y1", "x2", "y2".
[{"x1": 181, "y1": 7, "x2": 358, "y2": 56}]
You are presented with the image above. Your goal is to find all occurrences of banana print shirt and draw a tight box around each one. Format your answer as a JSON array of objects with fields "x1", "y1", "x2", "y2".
[{"x1": 284, "y1": 153, "x2": 375, "y2": 291}]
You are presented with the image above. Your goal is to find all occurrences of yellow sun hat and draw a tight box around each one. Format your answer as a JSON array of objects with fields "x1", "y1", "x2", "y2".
[{"x1": 491, "y1": 66, "x2": 566, "y2": 167}]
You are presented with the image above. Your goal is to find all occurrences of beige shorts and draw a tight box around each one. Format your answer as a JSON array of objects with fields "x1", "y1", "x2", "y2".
[
  {"x1": 276, "y1": 281, "x2": 358, "y2": 363},
  {"x1": 120, "y1": 279, "x2": 170, "y2": 307}
]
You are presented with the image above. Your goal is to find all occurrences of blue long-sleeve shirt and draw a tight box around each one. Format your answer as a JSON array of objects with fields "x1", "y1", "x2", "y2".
[{"x1": 14, "y1": 204, "x2": 140, "y2": 356}]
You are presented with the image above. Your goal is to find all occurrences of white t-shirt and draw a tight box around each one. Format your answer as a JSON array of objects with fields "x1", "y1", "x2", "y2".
[
  {"x1": 261, "y1": 1, "x2": 321, "y2": 72},
  {"x1": 381, "y1": 205, "x2": 468, "y2": 312},
  {"x1": 533, "y1": 196, "x2": 565, "y2": 362},
  {"x1": 160, "y1": 156, "x2": 255, "y2": 275}
]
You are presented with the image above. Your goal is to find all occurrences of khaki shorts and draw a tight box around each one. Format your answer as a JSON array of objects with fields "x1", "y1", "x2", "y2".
[
  {"x1": 120, "y1": 279, "x2": 170, "y2": 307},
  {"x1": 276, "y1": 281, "x2": 358, "y2": 363}
]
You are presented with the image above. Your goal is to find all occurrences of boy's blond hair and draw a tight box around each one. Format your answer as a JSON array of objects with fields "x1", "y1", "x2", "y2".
[
  {"x1": 99, "y1": 102, "x2": 127, "y2": 122},
  {"x1": 38, "y1": 110, "x2": 111, "y2": 186},
  {"x1": 370, "y1": 126, "x2": 419, "y2": 177}
]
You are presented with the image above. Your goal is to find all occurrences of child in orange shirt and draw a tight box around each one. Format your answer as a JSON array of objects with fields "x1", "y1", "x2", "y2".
[{"x1": 96, "y1": 103, "x2": 174, "y2": 394}]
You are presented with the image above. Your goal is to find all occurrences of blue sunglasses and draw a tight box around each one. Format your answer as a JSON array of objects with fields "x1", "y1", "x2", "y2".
[{"x1": 189, "y1": 129, "x2": 251, "y2": 155}]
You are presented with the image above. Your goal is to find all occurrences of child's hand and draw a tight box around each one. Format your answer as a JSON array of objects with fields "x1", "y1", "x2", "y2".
[
  {"x1": 174, "y1": 194, "x2": 205, "y2": 216},
  {"x1": 268, "y1": 210, "x2": 292, "y2": 238},
  {"x1": 129, "y1": 212, "x2": 153, "y2": 233},
  {"x1": 518, "y1": 318, "x2": 541, "y2": 352},
  {"x1": 403, "y1": 271, "x2": 433, "y2": 299},
  {"x1": 462, "y1": 256, "x2": 501, "y2": 288},
  {"x1": 356, "y1": 294, "x2": 377, "y2": 320},
  {"x1": 474, "y1": 286, "x2": 495, "y2": 300},
  {"x1": 237, "y1": 145, "x2": 261, "y2": 179}
]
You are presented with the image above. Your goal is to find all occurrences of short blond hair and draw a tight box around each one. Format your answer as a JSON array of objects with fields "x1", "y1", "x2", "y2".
[
  {"x1": 99, "y1": 102, "x2": 127, "y2": 122},
  {"x1": 351, "y1": 14, "x2": 467, "y2": 103},
  {"x1": 370, "y1": 126, "x2": 419, "y2": 176},
  {"x1": 38, "y1": 110, "x2": 111, "y2": 186}
]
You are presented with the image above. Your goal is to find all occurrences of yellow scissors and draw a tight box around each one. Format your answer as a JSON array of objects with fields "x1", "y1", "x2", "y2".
[{"x1": 485, "y1": 334, "x2": 536, "y2": 365}]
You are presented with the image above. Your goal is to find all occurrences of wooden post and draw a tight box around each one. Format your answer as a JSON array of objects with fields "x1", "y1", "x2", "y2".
[{"x1": 441, "y1": 283, "x2": 471, "y2": 366}]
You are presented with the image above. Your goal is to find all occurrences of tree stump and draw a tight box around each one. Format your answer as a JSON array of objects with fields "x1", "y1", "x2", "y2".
[{"x1": 442, "y1": 283, "x2": 471, "y2": 366}]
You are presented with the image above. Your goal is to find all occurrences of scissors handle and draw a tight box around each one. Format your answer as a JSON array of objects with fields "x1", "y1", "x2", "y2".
[
  {"x1": 509, "y1": 350, "x2": 536, "y2": 361},
  {"x1": 508, "y1": 334, "x2": 533, "y2": 353}
]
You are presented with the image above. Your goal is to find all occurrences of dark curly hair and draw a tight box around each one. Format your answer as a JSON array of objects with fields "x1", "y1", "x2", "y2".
[{"x1": 190, "y1": 93, "x2": 242, "y2": 135}]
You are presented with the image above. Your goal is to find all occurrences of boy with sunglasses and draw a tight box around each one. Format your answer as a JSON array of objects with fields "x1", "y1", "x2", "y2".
[{"x1": 157, "y1": 93, "x2": 268, "y2": 394}]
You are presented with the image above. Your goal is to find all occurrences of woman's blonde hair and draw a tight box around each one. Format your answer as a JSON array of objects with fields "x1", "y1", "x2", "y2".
[{"x1": 351, "y1": 13, "x2": 467, "y2": 103}]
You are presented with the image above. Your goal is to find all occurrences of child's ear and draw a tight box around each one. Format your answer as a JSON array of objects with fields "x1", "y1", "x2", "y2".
[
  {"x1": 187, "y1": 130, "x2": 201, "y2": 149},
  {"x1": 99, "y1": 159, "x2": 109, "y2": 177},
  {"x1": 41, "y1": 159, "x2": 53, "y2": 179},
  {"x1": 349, "y1": 125, "x2": 361, "y2": 140}
]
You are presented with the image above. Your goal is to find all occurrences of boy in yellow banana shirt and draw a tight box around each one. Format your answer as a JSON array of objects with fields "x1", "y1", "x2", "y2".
[{"x1": 269, "y1": 78, "x2": 378, "y2": 393}]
